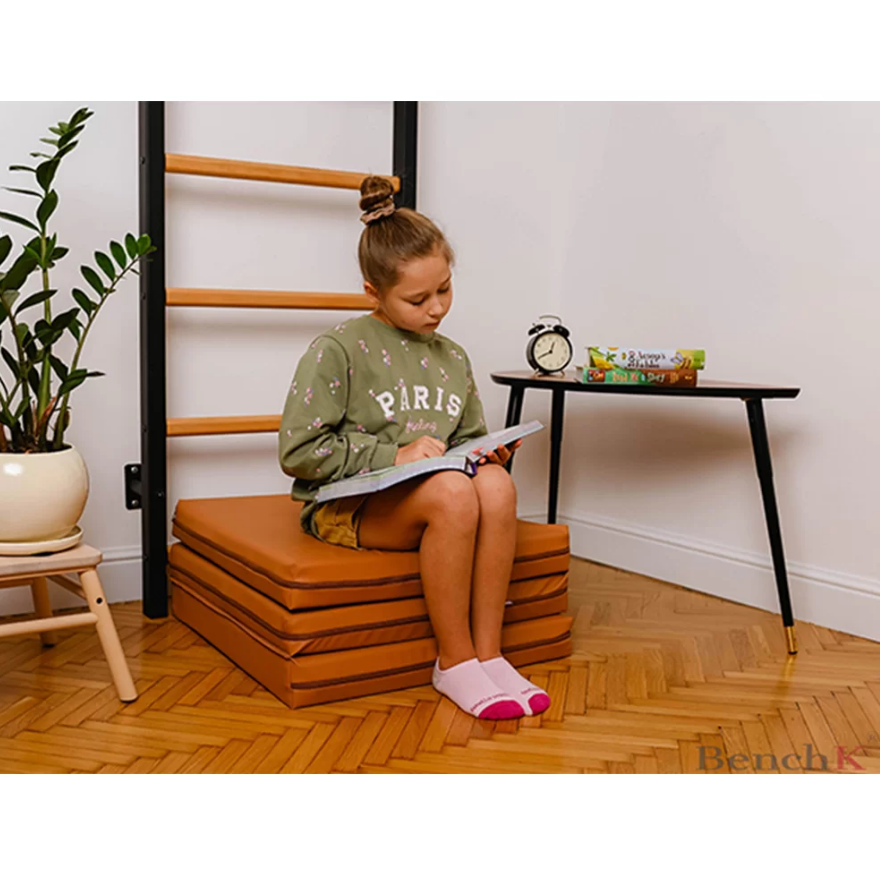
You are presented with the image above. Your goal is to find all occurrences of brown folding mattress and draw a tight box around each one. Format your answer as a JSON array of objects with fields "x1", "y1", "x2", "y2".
[
  {"x1": 169, "y1": 495, "x2": 573, "y2": 708},
  {"x1": 172, "y1": 495, "x2": 571, "y2": 610}
]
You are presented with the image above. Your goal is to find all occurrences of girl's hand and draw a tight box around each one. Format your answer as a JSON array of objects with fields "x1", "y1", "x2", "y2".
[
  {"x1": 475, "y1": 439, "x2": 522, "y2": 466},
  {"x1": 394, "y1": 435, "x2": 447, "y2": 466}
]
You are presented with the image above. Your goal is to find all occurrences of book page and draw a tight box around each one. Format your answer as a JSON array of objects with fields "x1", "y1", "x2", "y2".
[{"x1": 445, "y1": 420, "x2": 544, "y2": 460}]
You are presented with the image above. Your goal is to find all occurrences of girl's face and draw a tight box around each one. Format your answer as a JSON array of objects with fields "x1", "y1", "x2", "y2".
[{"x1": 365, "y1": 250, "x2": 452, "y2": 335}]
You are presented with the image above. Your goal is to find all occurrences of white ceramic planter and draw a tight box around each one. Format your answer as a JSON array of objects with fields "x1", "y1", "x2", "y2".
[{"x1": 0, "y1": 445, "x2": 89, "y2": 543}]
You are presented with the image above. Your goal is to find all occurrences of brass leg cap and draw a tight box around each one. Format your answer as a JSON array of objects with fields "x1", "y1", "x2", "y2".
[{"x1": 785, "y1": 625, "x2": 798, "y2": 655}]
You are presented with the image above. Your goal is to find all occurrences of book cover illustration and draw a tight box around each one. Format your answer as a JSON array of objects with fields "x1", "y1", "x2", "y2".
[
  {"x1": 580, "y1": 367, "x2": 698, "y2": 387},
  {"x1": 315, "y1": 420, "x2": 545, "y2": 503},
  {"x1": 588, "y1": 346, "x2": 705, "y2": 372}
]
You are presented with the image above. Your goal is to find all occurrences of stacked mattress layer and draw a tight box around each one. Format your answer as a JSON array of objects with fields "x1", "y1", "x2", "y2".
[{"x1": 169, "y1": 494, "x2": 573, "y2": 708}]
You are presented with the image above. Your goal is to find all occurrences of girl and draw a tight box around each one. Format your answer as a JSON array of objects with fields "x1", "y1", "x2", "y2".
[{"x1": 278, "y1": 176, "x2": 550, "y2": 721}]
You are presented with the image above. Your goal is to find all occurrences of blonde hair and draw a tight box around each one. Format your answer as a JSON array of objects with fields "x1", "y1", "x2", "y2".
[{"x1": 358, "y1": 176, "x2": 455, "y2": 293}]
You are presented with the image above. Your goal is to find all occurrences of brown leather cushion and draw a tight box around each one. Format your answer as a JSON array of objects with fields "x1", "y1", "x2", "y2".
[
  {"x1": 173, "y1": 580, "x2": 572, "y2": 709},
  {"x1": 169, "y1": 541, "x2": 568, "y2": 655},
  {"x1": 172, "y1": 494, "x2": 570, "y2": 610}
]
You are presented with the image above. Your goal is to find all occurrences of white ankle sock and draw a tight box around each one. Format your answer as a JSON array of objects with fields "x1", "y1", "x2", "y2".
[
  {"x1": 480, "y1": 656, "x2": 551, "y2": 716},
  {"x1": 432, "y1": 658, "x2": 524, "y2": 720}
]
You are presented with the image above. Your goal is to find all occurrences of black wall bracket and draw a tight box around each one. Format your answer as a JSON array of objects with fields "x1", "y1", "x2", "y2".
[{"x1": 124, "y1": 463, "x2": 142, "y2": 510}]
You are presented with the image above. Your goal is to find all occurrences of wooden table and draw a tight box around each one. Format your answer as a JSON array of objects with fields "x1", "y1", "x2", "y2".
[{"x1": 491, "y1": 370, "x2": 801, "y2": 653}]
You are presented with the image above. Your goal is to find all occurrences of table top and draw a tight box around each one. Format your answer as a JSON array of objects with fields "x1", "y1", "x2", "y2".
[{"x1": 490, "y1": 370, "x2": 800, "y2": 399}]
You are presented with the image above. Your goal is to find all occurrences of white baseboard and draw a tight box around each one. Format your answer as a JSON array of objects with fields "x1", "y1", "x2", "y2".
[
  {"x1": 0, "y1": 545, "x2": 143, "y2": 618},
  {"x1": 521, "y1": 509, "x2": 880, "y2": 644},
  {"x1": 4, "y1": 519, "x2": 878, "y2": 647}
]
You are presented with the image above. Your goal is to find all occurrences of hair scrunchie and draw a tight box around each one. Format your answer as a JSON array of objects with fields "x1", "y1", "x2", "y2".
[{"x1": 360, "y1": 201, "x2": 397, "y2": 225}]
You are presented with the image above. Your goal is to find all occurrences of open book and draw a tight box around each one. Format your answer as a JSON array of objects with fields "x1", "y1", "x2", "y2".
[{"x1": 315, "y1": 420, "x2": 544, "y2": 503}]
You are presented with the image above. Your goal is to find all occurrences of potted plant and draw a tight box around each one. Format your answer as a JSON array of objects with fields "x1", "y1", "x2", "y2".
[{"x1": 0, "y1": 106, "x2": 154, "y2": 552}]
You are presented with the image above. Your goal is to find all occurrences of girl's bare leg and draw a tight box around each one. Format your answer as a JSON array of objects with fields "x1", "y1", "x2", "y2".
[
  {"x1": 469, "y1": 464, "x2": 518, "y2": 660},
  {"x1": 357, "y1": 470, "x2": 480, "y2": 669}
]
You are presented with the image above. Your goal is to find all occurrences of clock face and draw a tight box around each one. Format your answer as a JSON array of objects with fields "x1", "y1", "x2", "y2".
[{"x1": 533, "y1": 331, "x2": 571, "y2": 371}]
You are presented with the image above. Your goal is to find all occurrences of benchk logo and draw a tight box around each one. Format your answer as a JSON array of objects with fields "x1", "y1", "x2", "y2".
[{"x1": 699, "y1": 740, "x2": 876, "y2": 772}]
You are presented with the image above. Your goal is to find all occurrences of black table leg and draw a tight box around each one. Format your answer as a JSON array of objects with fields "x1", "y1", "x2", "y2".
[
  {"x1": 503, "y1": 387, "x2": 525, "y2": 475},
  {"x1": 745, "y1": 398, "x2": 798, "y2": 654},
  {"x1": 547, "y1": 388, "x2": 565, "y2": 524}
]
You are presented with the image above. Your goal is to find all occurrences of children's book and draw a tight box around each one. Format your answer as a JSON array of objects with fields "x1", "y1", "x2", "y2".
[
  {"x1": 579, "y1": 367, "x2": 698, "y2": 387},
  {"x1": 588, "y1": 346, "x2": 706, "y2": 371},
  {"x1": 315, "y1": 420, "x2": 544, "y2": 503}
]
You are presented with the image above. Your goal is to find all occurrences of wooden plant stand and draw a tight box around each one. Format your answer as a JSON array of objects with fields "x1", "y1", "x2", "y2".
[{"x1": 0, "y1": 544, "x2": 138, "y2": 702}]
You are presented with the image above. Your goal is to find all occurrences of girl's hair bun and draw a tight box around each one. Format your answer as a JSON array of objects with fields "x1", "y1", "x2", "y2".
[{"x1": 359, "y1": 175, "x2": 396, "y2": 225}]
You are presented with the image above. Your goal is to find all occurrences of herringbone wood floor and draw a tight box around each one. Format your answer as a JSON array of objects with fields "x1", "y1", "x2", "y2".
[{"x1": 0, "y1": 557, "x2": 878, "y2": 773}]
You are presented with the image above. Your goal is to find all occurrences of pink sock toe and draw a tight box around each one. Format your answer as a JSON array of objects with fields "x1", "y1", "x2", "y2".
[
  {"x1": 478, "y1": 699, "x2": 525, "y2": 721},
  {"x1": 528, "y1": 693, "x2": 551, "y2": 715}
]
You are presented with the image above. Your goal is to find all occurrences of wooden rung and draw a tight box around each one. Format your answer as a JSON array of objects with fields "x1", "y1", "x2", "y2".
[
  {"x1": 48, "y1": 573, "x2": 86, "y2": 599},
  {"x1": 0, "y1": 611, "x2": 98, "y2": 638},
  {"x1": 165, "y1": 153, "x2": 400, "y2": 192},
  {"x1": 168, "y1": 415, "x2": 281, "y2": 437},
  {"x1": 166, "y1": 289, "x2": 371, "y2": 310}
]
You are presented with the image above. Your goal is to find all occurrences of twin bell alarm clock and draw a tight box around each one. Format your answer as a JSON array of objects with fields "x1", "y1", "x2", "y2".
[{"x1": 526, "y1": 314, "x2": 573, "y2": 374}]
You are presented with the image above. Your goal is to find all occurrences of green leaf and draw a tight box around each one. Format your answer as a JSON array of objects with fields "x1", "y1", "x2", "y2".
[
  {"x1": 68, "y1": 318, "x2": 82, "y2": 342},
  {"x1": 39, "y1": 138, "x2": 59, "y2": 147},
  {"x1": 125, "y1": 233, "x2": 138, "y2": 259},
  {"x1": 59, "y1": 369, "x2": 88, "y2": 395},
  {"x1": 69, "y1": 108, "x2": 93, "y2": 128},
  {"x1": 1, "y1": 290, "x2": 20, "y2": 315},
  {"x1": 57, "y1": 125, "x2": 85, "y2": 149},
  {"x1": 23, "y1": 245, "x2": 42, "y2": 265},
  {"x1": 72, "y1": 288, "x2": 96, "y2": 316},
  {"x1": 81, "y1": 265, "x2": 105, "y2": 296},
  {"x1": 0, "y1": 236, "x2": 11, "y2": 265},
  {"x1": 14, "y1": 290, "x2": 56, "y2": 316},
  {"x1": 29, "y1": 153, "x2": 52, "y2": 160},
  {"x1": 27, "y1": 364, "x2": 40, "y2": 396},
  {"x1": 3, "y1": 187, "x2": 41, "y2": 198},
  {"x1": 95, "y1": 251, "x2": 116, "y2": 282},
  {"x1": 0, "y1": 211, "x2": 39, "y2": 232},
  {"x1": 36, "y1": 160, "x2": 59, "y2": 192},
  {"x1": 49, "y1": 355, "x2": 69, "y2": 381},
  {"x1": 9, "y1": 165, "x2": 35, "y2": 173},
  {"x1": 56, "y1": 141, "x2": 79, "y2": 160},
  {"x1": 110, "y1": 240, "x2": 127, "y2": 268},
  {"x1": 137, "y1": 234, "x2": 152, "y2": 255},
  {"x1": 86, "y1": 371, "x2": 105, "y2": 378},
  {"x1": 0, "y1": 251, "x2": 39, "y2": 292},
  {"x1": 50, "y1": 246, "x2": 68, "y2": 262},
  {"x1": 36, "y1": 190, "x2": 58, "y2": 227},
  {"x1": 51, "y1": 308, "x2": 79, "y2": 332},
  {"x1": 1, "y1": 346, "x2": 21, "y2": 378}
]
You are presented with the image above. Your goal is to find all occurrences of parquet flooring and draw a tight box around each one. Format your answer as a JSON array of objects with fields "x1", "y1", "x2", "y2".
[{"x1": 1, "y1": 557, "x2": 879, "y2": 773}]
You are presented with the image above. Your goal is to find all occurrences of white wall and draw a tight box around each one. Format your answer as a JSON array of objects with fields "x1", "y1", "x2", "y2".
[
  {"x1": 553, "y1": 102, "x2": 880, "y2": 639},
  {"x1": 1, "y1": 101, "x2": 878, "y2": 643},
  {"x1": 0, "y1": 102, "x2": 141, "y2": 614}
]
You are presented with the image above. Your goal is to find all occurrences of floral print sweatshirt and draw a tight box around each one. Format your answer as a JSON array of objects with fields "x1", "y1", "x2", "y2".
[{"x1": 279, "y1": 313, "x2": 487, "y2": 536}]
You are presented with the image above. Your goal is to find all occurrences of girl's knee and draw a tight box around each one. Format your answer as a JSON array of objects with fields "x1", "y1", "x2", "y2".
[
  {"x1": 422, "y1": 470, "x2": 479, "y2": 525},
  {"x1": 472, "y1": 464, "x2": 517, "y2": 513}
]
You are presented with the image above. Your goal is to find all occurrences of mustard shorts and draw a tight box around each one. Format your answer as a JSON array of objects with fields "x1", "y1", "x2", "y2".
[{"x1": 311, "y1": 495, "x2": 369, "y2": 551}]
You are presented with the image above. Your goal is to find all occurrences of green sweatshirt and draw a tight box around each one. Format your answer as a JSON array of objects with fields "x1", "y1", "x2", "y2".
[{"x1": 278, "y1": 313, "x2": 487, "y2": 540}]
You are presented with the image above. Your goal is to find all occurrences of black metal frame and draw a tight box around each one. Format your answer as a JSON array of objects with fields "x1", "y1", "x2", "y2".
[
  {"x1": 135, "y1": 101, "x2": 418, "y2": 619},
  {"x1": 495, "y1": 372, "x2": 801, "y2": 651},
  {"x1": 137, "y1": 102, "x2": 168, "y2": 620}
]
